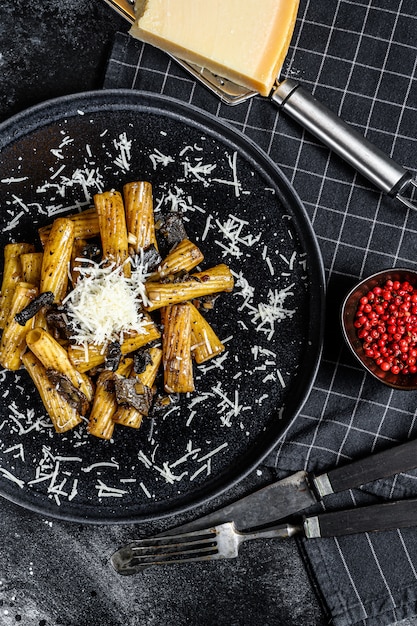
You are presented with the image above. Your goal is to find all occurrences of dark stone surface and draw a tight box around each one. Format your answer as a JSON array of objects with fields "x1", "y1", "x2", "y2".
[
  {"x1": 0, "y1": 0, "x2": 127, "y2": 123},
  {"x1": 0, "y1": 477, "x2": 327, "y2": 626},
  {"x1": 0, "y1": 2, "x2": 327, "y2": 625}
]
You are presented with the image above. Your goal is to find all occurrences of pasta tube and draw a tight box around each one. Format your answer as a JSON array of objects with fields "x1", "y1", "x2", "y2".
[
  {"x1": 0, "y1": 242, "x2": 35, "y2": 328},
  {"x1": 113, "y1": 346, "x2": 162, "y2": 428},
  {"x1": 26, "y1": 327, "x2": 94, "y2": 405},
  {"x1": 94, "y1": 190, "x2": 130, "y2": 277},
  {"x1": 38, "y1": 207, "x2": 100, "y2": 246},
  {"x1": 189, "y1": 302, "x2": 225, "y2": 364},
  {"x1": 0, "y1": 282, "x2": 38, "y2": 370},
  {"x1": 70, "y1": 238, "x2": 88, "y2": 286},
  {"x1": 112, "y1": 405, "x2": 143, "y2": 429},
  {"x1": 161, "y1": 303, "x2": 194, "y2": 393},
  {"x1": 22, "y1": 351, "x2": 83, "y2": 433},
  {"x1": 136, "y1": 347, "x2": 163, "y2": 388},
  {"x1": 87, "y1": 358, "x2": 132, "y2": 439},
  {"x1": 145, "y1": 264, "x2": 234, "y2": 311},
  {"x1": 123, "y1": 181, "x2": 158, "y2": 253},
  {"x1": 40, "y1": 217, "x2": 75, "y2": 303},
  {"x1": 152, "y1": 239, "x2": 204, "y2": 279},
  {"x1": 20, "y1": 252, "x2": 43, "y2": 286},
  {"x1": 67, "y1": 321, "x2": 161, "y2": 372},
  {"x1": 87, "y1": 371, "x2": 118, "y2": 439}
]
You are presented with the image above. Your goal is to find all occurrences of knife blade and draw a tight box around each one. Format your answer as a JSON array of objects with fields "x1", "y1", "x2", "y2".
[{"x1": 159, "y1": 436, "x2": 417, "y2": 535}]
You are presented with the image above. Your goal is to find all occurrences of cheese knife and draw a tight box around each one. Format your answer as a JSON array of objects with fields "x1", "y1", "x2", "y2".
[{"x1": 104, "y1": 0, "x2": 417, "y2": 210}]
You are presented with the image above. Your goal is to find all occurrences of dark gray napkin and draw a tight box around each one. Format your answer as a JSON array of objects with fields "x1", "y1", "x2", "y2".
[{"x1": 103, "y1": 1, "x2": 417, "y2": 623}]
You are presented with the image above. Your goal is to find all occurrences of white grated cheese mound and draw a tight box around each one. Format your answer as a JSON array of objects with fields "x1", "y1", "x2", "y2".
[{"x1": 63, "y1": 257, "x2": 151, "y2": 348}]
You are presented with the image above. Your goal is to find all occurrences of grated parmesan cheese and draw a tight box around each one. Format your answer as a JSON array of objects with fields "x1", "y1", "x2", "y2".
[{"x1": 63, "y1": 256, "x2": 151, "y2": 349}]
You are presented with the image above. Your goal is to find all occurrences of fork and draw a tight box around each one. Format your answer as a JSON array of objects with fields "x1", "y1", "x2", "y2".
[{"x1": 111, "y1": 522, "x2": 301, "y2": 575}]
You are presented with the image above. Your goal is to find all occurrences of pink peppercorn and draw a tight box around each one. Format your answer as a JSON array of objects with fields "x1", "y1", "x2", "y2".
[{"x1": 354, "y1": 279, "x2": 417, "y2": 376}]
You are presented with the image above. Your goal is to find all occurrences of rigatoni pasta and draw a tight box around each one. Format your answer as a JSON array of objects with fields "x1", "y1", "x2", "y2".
[
  {"x1": 0, "y1": 242, "x2": 35, "y2": 328},
  {"x1": 145, "y1": 264, "x2": 234, "y2": 311},
  {"x1": 38, "y1": 206, "x2": 100, "y2": 246},
  {"x1": 123, "y1": 181, "x2": 158, "y2": 253},
  {"x1": 0, "y1": 282, "x2": 38, "y2": 370},
  {"x1": 189, "y1": 301, "x2": 225, "y2": 364},
  {"x1": 88, "y1": 358, "x2": 133, "y2": 440},
  {"x1": 161, "y1": 304, "x2": 194, "y2": 394},
  {"x1": 26, "y1": 327, "x2": 94, "y2": 405},
  {"x1": 94, "y1": 190, "x2": 130, "y2": 277},
  {"x1": 0, "y1": 180, "x2": 234, "y2": 439},
  {"x1": 22, "y1": 350, "x2": 83, "y2": 434},
  {"x1": 40, "y1": 217, "x2": 75, "y2": 303},
  {"x1": 151, "y1": 238, "x2": 204, "y2": 279}
]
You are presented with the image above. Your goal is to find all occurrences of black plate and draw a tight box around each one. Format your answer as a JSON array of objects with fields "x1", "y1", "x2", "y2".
[{"x1": 0, "y1": 90, "x2": 325, "y2": 523}]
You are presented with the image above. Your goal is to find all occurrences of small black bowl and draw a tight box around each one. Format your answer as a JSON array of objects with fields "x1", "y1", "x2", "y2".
[{"x1": 341, "y1": 268, "x2": 417, "y2": 390}]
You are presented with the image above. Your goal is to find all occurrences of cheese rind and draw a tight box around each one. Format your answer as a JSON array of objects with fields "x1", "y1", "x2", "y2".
[{"x1": 130, "y1": 0, "x2": 300, "y2": 96}]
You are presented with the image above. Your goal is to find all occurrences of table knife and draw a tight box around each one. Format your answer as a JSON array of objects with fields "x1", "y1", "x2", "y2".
[{"x1": 157, "y1": 436, "x2": 417, "y2": 535}]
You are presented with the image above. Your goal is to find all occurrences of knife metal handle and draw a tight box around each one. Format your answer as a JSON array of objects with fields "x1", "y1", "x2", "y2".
[
  {"x1": 313, "y1": 437, "x2": 417, "y2": 498},
  {"x1": 271, "y1": 79, "x2": 415, "y2": 208},
  {"x1": 304, "y1": 498, "x2": 417, "y2": 538}
]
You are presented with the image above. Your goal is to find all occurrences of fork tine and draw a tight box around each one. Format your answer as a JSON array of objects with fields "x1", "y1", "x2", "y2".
[
  {"x1": 126, "y1": 530, "x2": 218, "y2": 561},
  {"x1": 129, "y1": 528, "x2": 217, "y2": 552},
  {"x1": 133, "y1": 539, "x2": 215, "y2": 553},
  {"x1": 120, "y1": 552, "x2": 218, "y2": 573},
  {"x1": 111, "y1": 528, "x2": 223, "y2": 572},
  {"x1": 130, "y1": 540, "x2": 216, "y2": 556},
  {"x1": 129, "y1": 544, "x2": 219, "y2": 565},
  {"x1": 112, "y1": 539, "x2": 219, "y2": 572}
]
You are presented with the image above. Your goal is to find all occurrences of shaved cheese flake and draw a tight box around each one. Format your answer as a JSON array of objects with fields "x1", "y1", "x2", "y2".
[
  {"x1": 139, "y1": 482, "x2": 152, "y2": 498},
  {"x1": 1, "y1": 176, "x2": 29, "y2": 184},
  {"x1": 3, "y1": 443, "x2": 25, "y2": 461},
  {"x1": 68, "y1": 479, "x2": 79, "y2": 501},
  {"x1": 182, "y1": 157, "x2": 217, "y2": 183},
  {"x1": 81, "y1": 459, "x2": 120, "y2": 473},
  {"x1": 190, "y1": 464, "x2": 208, "y2": 481},
  {"x1": 96, "y1": 480, "x2": 128, "y2": 498},
  {"x1": 0, "y1": 467, "x2": 25, "y2": 488},
  {"x1": 196, "y1": 442, "x2": 228, "y2": 463}
]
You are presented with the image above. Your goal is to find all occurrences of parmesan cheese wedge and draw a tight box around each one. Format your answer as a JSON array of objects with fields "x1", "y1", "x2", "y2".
[{"x1": 130, "y1": 0, "x2": 300, "y2": 96}]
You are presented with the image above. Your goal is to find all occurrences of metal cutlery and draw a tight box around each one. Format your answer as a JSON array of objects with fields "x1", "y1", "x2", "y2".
[
  {"x1": 111, "y1": 437, "x2": 417, "y2": 574},
  {"x1": 134, "y1": 436, "x2": 417, "y2": 536}
]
